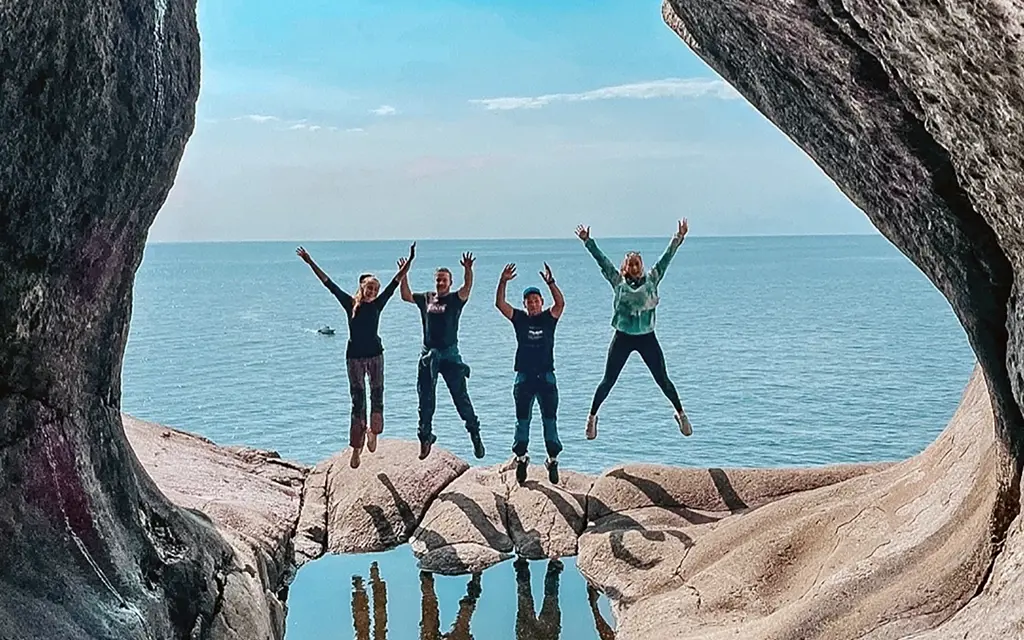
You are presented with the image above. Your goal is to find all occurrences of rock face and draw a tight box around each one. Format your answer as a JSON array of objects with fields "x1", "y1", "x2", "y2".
[
  {"x1": 124, "y1": 415, "x2": 309, "y2": 639},
  {"x1": 411, "y1": 463, "x2": 595, "y2": 574},
  {"x1": 318, "y1": 440, "x2": 468, "y2": 554},
  {"x1": 0, "y1": 1, "x2": 233, "y2": 638}
]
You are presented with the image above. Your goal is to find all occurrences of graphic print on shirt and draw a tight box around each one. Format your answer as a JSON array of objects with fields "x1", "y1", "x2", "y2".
[{"x1": 426, "y1": 294, "x2": 447, "y2": 315}]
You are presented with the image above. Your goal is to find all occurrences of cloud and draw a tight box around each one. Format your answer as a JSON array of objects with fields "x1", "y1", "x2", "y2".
[
  {"x1": 235, "y1": 114, "x2": 279, "y2": 122},
  {"x1": 288, "y1": 123, "x2": 322, "y2": 132},
  {"x1": 370, "y1": 104, "x2": 397, "y2": 116},
  {"x1": 345, "y1": 127, "x2": 366, "y2": 133},
  {"x1": 469, "y1": 77, "x2": 739, "y2": 110}
]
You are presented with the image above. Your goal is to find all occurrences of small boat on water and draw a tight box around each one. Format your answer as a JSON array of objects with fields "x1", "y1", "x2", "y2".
[{"x1": 317, "y1": 325, "x2": 336, "y2": 336}]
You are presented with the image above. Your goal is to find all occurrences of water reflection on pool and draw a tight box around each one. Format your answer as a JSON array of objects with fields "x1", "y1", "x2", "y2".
[{"x1": 286, "y1": 545, "x2": 616, "y2": 639}]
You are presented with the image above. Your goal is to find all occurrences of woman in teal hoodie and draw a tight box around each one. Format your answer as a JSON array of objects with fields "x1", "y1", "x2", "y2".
[{"x1": 576, "y1": 219, "x2": 692, "y2": 440}]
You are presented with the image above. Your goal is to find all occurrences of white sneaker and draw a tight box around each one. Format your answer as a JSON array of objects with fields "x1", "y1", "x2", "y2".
[
  {"x1": 586, "y1": 414, "x2": 598, "y2": 440},
  {"x1": 675, "y1": 409, "x2": 693, "y2": 436}
]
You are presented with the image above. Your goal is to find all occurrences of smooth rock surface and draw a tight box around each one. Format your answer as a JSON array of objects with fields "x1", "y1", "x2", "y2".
[
  {"x1": 411, "y1": 463, "x2": 597, "y2": 574},
  {"x1": 324, "y1": 440, "x2": 469, "y2": 554},
  {"x1": 585, "y1": 365, "x2": 1003, "y2": 639}
]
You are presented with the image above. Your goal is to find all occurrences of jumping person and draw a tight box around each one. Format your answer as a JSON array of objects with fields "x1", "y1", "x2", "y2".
[
  {"x1": 399, "y1": 251, "x2": 485, "y2": 461},
  {"x1": 495, "y1": 262, "x2": 564, "y2": 485},
  {"x1": 297, "y1": 243, "x2": 415, "y2": 468},
  {"x1": 576, "y1": 219, "x2": 692, "y2": 439}
]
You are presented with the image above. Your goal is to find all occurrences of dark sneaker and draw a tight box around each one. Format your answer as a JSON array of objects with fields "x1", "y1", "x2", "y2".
[
  {"x1": 515, "y1": 455, "x2": 529, "y2": 486},
  {"x1": 470, "y1": 431, "x2": 485, "y2": 459},
  {"x1": 418, "y1": 434, "x2": 436, "y2": 460},
  {"x1": 545, "y1": 457, "x2": 559, "y2": 484}
]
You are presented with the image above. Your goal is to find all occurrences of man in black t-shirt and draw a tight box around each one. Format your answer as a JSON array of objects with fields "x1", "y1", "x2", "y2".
[
  {"x1": 495, "y1": 262, "x2": 565, "y2": 485},
  {"x1": 400, "y1": 251, "x2": 484, "y2": 460}
]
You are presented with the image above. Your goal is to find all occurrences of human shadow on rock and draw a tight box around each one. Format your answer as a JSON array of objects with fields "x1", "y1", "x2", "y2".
[
  {"x1": 708, "y1": 468, "x2": 749, "y2": 513},
  {"x1": 604, "y1": 469, "x2": 722, "y2": 525},
  {"x1": 506, "y1": 480, "x2": 584, "y2": 557}
]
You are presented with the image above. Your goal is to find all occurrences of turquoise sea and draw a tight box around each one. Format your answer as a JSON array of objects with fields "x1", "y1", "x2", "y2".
[{"x1": 122, "y1": 235, "x2": 977, "y2": 639}]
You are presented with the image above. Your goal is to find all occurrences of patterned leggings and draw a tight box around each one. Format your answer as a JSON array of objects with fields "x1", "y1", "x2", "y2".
[{"x1": 347, "y1": 355, "x2": 384, "y2": 448}]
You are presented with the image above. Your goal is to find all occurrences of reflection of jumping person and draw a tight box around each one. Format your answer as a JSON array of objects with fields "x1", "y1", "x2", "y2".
[
  {"x1": 495, "y1": 263, "x2": 564, "y2": 486},
  {"x1": 400, "y1": 252, "x2": 485, "y2": 461},
  {"x1": 587, "y1": 585, "x2": 616, "y2": 640},
  {"x1": 514, "y1": 557, "x2": 563, "y2": 639},
  {"x1": 420, "y1": 571, "x2": 482, "y2": 640},
  {"x1": 297, "y1": 243, "x2": 415, "y2": 468},
  {"x1": 349, "y1": 561, "x2": 391, "y2": 640},
  {"x1": 576, "y1": 220, "x2": 692, "y2": 439}
]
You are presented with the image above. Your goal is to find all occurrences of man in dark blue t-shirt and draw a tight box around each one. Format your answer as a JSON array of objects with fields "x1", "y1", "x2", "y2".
[
  {"x1": 495, "y1": 261, "x2": 565, "y2": 485},
  {"x1": 400, "y1": 251, "x2": 484, "y2": 460}
]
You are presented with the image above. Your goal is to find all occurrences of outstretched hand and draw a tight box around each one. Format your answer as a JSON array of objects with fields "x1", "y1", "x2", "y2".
[
  {"x1": 575, "y1": 225, "x2": 591, "y2": 242},
  {"x1": 460, "y1": 252, "x2": 475, "y2": 269},
  {"x1": 677, "y1": 218, "x2": 689, "y2": 239},
  {"x1": 295, "y1": 246, "x2": 311, "y2": 262},
  {"x1": 500, "y1": 263, "x2": 517, "y2": 282},
  {"x1": 539, "y1": 262, "x2": 555, "y2": 285},
  {"x1": 397, "y1": 257, "x2": 410, "y2": 272}
]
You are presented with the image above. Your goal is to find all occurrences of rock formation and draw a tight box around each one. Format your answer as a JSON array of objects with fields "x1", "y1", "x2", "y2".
[
  {"x1": 5, "y1": 0, "x2": 1024, "y2": 638},
  {"x1": 626, "y1": 0, "x2": 1024, "y2": 636},
  {"x1": 0, "y1": 1, "x2": 238, "y2": 638}
]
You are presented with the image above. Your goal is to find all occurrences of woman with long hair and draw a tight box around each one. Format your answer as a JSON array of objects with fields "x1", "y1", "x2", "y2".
[
  {"x1": 576, "y1": 220, "x2": 692, "y2": 440},
  {"x1": 297, "y1": 242, "x2": 415, "y2": 468}
]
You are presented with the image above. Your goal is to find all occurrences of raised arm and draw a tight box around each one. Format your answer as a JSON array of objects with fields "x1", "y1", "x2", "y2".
[
  {"x1": 576, "y1": 225, "x2": 621, "y2": 286},
  {"x1": 297, "y1": 246, "x2": 331, "y2": 284},
  {"x1": 297, "y1": 245, "x2": 351, "y2": 305},
  {"x1": 397, "y1": 257, "x2": 415, "y2": 303},
  {"x1": 650, "y1": 218, "x2": 688, "y2": 285},
  {"x1": 457, "y1": 252, "x2": 475, "y2": 302},
  {"x1": 495, "y1": 263, "x2": 516, "y2": 320},
  {"x1": 540, "y1": 263, "x2": 564, "y2": 319}
]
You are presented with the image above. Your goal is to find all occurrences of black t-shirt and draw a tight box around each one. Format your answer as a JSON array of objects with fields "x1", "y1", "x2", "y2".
[
  {"x1": 326, "y1": 278, "x2": 399, "y2": 359},
  {"x1": 413, "y1": 291, "x2": 466, "y2": 350},
  {"x1": 510, "y1": 309, "x2": 557, "y2": 374}
]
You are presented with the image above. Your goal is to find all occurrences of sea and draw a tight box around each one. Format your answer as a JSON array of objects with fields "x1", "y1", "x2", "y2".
[{"x1": 122, "y1": 235, "x2": 977, "y2": 639}]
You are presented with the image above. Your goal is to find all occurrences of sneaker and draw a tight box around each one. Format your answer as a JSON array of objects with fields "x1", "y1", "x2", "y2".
[
  {"x1": 366, "y1": 430, "x2": 378, "y2": 453},
  {"x1": 470, "y1": 431, "x2": 486, "y2": 459},
  {"x1": 586, "y1": 414, "x2": 598, "y2": 440},
  {"x1": 545, "y1": 457, "x2": 559, "y2": 484},
  {"x1": 675, "y1": 409, "x2": 693, "y2": 436},
  {"x1": 418, "y1": 434, "x2": 436, "y2": 460},
  {"x1": 350, "y1": 447, "x2": 362, "y2": 469},
  {"x1": 515, "y1": 455, "x2": 529, "y2": 486}
]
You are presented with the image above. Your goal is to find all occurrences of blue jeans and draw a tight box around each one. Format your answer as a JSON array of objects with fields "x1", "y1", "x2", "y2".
[
  {"x1": 417, "y1": 346, "x2": 480, "y2": 443},
  {"x1": 512, "y1": 371, "x2": 561, "y2": 458}
]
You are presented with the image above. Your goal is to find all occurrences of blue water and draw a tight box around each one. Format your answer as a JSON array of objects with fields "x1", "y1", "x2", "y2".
[
  {"x1": 285, "y1": 546, "x2": 615, "y2": 640},
  {"x1": 124, "y1": 235, "x2": 976, "y2": 471},
  {"x1": 122, "y1": 235, "x2": 976, "y2": 639}
]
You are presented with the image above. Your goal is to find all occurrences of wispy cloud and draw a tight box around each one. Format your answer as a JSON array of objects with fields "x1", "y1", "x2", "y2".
[
  {"x1": 370, "y1": 105, "x2": 397, "y2": 116},
  {"x1": 235, "y1": 114, "x2": 280, "y2": 122},
  {"x1": 469, "y1": 78, "x2": 738, "y2": 110},
  {"x1": 230, "y1": 115, "x2": 368, "y2": 134}
]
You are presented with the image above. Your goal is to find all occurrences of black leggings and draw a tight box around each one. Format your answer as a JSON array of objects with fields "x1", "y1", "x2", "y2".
[{"x1": 590, "y1": 331, "x2": 682, "y2": 414}]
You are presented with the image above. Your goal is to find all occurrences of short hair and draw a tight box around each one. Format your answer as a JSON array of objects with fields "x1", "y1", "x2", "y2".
[{"x1": 435, "y1": 267, "x2": 453, "y2": 278}]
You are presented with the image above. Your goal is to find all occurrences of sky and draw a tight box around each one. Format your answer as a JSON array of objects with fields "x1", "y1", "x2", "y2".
[{"x1": 151, "y1": 0, "x2": 874, "y2": 242}]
